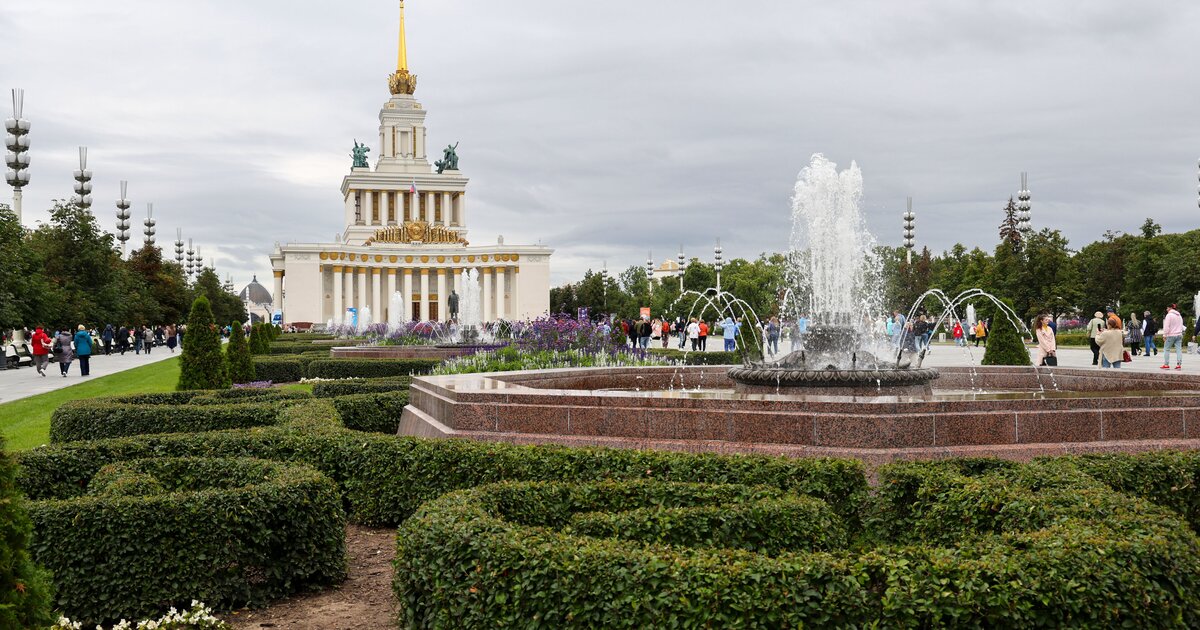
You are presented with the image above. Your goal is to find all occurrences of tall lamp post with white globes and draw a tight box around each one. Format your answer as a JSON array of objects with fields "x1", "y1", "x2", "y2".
[
  {"x1": 713, "y1": 239, "x2": 724, "y2": 294},
  {"x1": 677, "y1": 246, "x2": 687, "y2": 292},
  {"x1": 143, "y1": 203, "x2": 156, "y2": 248},
  {"x1": 1017, "y1": 172, "x2": 1032, "y2": 236},
  {"x1": 5, "y1": 89, "x2": 30, "y2": 223},
  {"x1": 115, "y1": 181, "x2": 131, "y2": 258},
  {"x1": 186, "y1": 239, "x2": 196, "y2": 280},
  {"x1": 174, "y1": 229, "x2": 185, "y2": 265},
  {"x1": 903, "y1": 197, "x2": 915, "y2": 265},
  {"x1": 71, "y1": 146, "x2": 92, "y2": 209}
]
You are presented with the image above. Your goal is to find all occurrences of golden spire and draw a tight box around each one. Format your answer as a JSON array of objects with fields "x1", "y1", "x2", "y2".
[
  {"x1": 388, "y1": 0, "x2": 417, "y2": 95},
  {"x1": 397, "y1": 0, "x2": 408, "y2": 71}
]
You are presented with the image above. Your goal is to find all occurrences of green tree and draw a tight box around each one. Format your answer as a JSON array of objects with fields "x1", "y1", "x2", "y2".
[
  {"x1": 226, "y1": 321, "x2": 255, "y2": 384},
  {"x1": 178, "y1": 296, "x2": 230, "y2": 390},
  {"x1": 127, "y1": 245, "x2": 190, "y2": 325},
  {"x1": 248, "y1": 323, "x2": 265, "y2": 355},
  {"x1": 26, "y1": 200, "x2": 124, "y2": 326},
  {"x1": 981, "y1": 313, "x2": 1032, "y2": 366},
  {"x1": 998, "y1": 197, "x2": 1022, "y2": 250},
  {"x1": 0, "y1": 436, "x2": 54, "y2": 628},
  {"x1": 1023, "y1": 229, "x2": 1079, "y2": 319},
  {"x1": 0, "y1": 205, "x2": 53, "y2": 331},
  {"x1": 192, "y1": 268, "x2": 247, "y2": 327},
  {"x1": 1140, "y1": 218, "x2": 1162, "y2": 239}
]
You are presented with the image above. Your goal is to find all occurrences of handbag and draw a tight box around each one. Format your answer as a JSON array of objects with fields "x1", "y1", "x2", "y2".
[
  {"x1": 1042, "y1": 355, "x2": 1057, "y2": 367},
  {"x1": 1123, "y1": 350, "x2": 1132, "y2": 363}
]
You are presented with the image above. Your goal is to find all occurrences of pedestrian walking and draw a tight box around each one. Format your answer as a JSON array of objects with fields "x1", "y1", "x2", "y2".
[
  {"x1": 101, "y1": 324, "x2": 114, "y2": 355},
  {"x1": 952, "y1": 320, "x2": 965, "y2": 347},
  {"x1": 720, "y1": 317, "x2": 739, "y2": 352},
  {"x1": 1141, "y1": 311, "x2": 1158, "y2": 356},
  {"x1": 698, "y1": 320, "x2": 709, "y2": 351},
  {"x1": 30, "y1": 326, "x2": 51, "y2": 377},
  {"x1": 973, "y1": 319, "x2": 988, "y2": 348},
  {"x1": 54, "y1": 329, "x2": 74, "y2": 377},
  {"x1": 1125, "y1": 313, "x2": 1143, "y2": 357},
  {"x1": 1097, "y1": 318, "x2": 1125, "y2": 369},
  {"x1": 143, "y1": 326, "x2": 155, "y2": 355},
  {"x1": 1034, "y1": 314, "x2": 1057, "y2": 366},
  {"x1": 766, "y1": 317, "x2": 780, "y2": 356},
  {"x1": 73, "y1": 324, "x2": 93, "y2": 376},
  {"x1": 166, "y1": 324, "x2": 178, "y2": 353},
  {"x1": 1161, "y1": 304, "x2": 1184, "y2": 370},
  {"x1": 1087, "y1": 311, "x2": 1106, "y2": 366},
  {"x1": 637, "y1": 318, "x2": 652, "y2": 350},
  {"x1": 686, "y1": 318, "x2": 700, "y2": 351}
]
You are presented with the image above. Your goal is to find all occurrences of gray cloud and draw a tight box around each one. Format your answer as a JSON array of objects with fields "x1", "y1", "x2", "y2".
[{"x1": 2, "y1": 0, "x2": 1197, "y2": 292}]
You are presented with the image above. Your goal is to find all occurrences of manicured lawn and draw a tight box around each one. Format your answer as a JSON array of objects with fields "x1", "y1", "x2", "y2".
[{"x1": 0, "y1": 356, "x2": 181, "y2": 451}]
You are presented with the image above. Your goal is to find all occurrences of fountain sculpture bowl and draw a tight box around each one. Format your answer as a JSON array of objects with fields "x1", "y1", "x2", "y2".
[{"x1": 727, "y1": 364, "x2": 940, "y2": 396}]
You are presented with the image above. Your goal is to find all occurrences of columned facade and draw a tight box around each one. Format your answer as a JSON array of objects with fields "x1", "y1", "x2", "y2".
[{"x1": 268, "y1": 1, "x2": 552, "y2": 327}]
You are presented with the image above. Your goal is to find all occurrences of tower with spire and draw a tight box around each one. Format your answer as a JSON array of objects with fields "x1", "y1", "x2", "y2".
[{"x1": 268, "y1": 1, "x2": 552, "y2": 328}]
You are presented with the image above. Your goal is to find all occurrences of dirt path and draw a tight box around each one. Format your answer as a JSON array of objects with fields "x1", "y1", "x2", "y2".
[{"x1": 225, "y1": 525, "x2": 398, "y2": 630}]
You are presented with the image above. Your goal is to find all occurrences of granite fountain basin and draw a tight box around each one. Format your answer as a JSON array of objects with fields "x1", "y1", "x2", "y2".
[{"x1": 398, "y1": 365, "x2": 1200, "y2": 467}]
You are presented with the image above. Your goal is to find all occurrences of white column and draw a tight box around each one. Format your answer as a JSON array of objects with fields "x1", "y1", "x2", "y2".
[
  {"x1": 362, "y1": 191, "x2": 375, "y2": 226},
  {"x1": 383, "y1": 125, "x2": 393, "y2": 159},
  {"x1": 380, "y1": 192, "x2": 391, "y2": 225},
  {"x1": 426, "y1": 192, "x2": 436, "y2": 223},
  {"x1": 273, "y1": 271, "x2": 284, "y2": 319},
  {"x1": 512, "y1": 267, "x2": 521, "y2": 319},
  {"x1": 415, "y1": 125, "x2": 426, "y2": 159},
  {"x1": 481, "y1": 266, "x2": 492, "y2": 323},
  {"x1": 344, "y1": 194, "x2": 356, "y2": 228},
  {"x1": 402, "y1": 269, "x2": 414, "y2": 322},
  {"x1": 373, "y1": 268, "x2": 383, "y2": 319},
  {"x1": 419, "y1": 268, "x2": 430, "y2": 321},
  {"x1": 458, "y1": 193, "x2": 466, "y2": 228},
  {"x1": 356, "y1": 267, "x2": 368, "y2": 315},
  {"x1": 436, "y1": 269, "x2": 448, "y2": 321},
  {"x1": 386, "y1": 269, "x2": 397, "y2": 322},
  {"x1": 332, "y1": 266, "x2": 343, "y2": 324},
  {"x1": 440, "y1": 192, "x2": 450, "y2": 225},
  {"x1": 494, "y1": 266, "x2": 506, "y2": 321}
]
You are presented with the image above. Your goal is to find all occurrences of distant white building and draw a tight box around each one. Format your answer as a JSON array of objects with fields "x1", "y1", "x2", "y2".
[
  {"x1": 239, "y1": 275, "x2": 273, "y2": 324},
  {"x1": 652, "y1": 259, "x2": 684, "y2": 281},
  {"x1": 268, "y1": 2, "x2": 552, "y2": 326}
]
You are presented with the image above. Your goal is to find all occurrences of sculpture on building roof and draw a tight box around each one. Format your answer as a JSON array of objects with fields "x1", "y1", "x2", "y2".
[
  {"x1": 350, "y1": 140, "x2": 371, "y2": 168},
  {"x1": 435, "y1": 142, "x2": 459, "y2": 174}
]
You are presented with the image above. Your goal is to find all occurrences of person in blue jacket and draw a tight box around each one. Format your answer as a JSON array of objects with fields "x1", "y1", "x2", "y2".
[
  {"x1": 721, "y1": 317, "x2": 740, "y2": 352},
  {"x1": 73, "y1": 324, "x2": 93, "y2": 377}
]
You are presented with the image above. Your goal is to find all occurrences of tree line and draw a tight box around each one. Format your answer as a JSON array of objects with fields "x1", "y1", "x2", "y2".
[
  {"x1": 0, "y1": 202, "x2": 246, "y2": 332},
  {"x1": 551, "y1": 199, "x2": 1199, "y2": 326}
]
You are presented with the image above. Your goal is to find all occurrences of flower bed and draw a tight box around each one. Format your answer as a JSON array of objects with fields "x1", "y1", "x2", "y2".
[
  {"x1": 395, "y1": 462, "x2": 1200, "y2": 627},
  {"x1": 434, "y1": 346, "x2": 666, "y2": 375},
  {"x1": 29, "y1": 457, "x2": 345, "y2": 624}
]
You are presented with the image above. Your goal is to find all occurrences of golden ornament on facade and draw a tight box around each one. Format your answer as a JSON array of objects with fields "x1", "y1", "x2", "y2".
[
  {"x1": 512, "y1": 254, "x2": 520, "y2": 262},
  {"x1": 452, "y1": 255, "x2": 461, "y2": 263},
  {"x1": 388, "y1": 69, "x2": 417, "y2": 96},
  {"x1": 389, "y1": 255, "x2": 398, "y2": 263},
  {"x1": 374, "y1": 255, "x2": 383, "y2": 262},
  {"x1": 318, "y1": 252, "x2": 328, "y2": 260},
  {"x1": 481, "y1": 255, "x2": 489, "y2": 262},
  {"x1": 405, "y1": 256, "x2": 414, "y2": 263},
  {"x1": 363, "y1": 221, "x2": 468, "y2": 246},
  {"x1": 420, "y1": 255, "x2": 429, "y2": 263},
  {"x1": 467, "y1": 255, "x2": 475, "y2": 262},
  {"x1": 436, "y1": 256, "x2": 445, "y2": 263}
]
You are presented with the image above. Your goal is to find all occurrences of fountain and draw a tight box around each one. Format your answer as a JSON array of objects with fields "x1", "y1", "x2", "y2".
[{"x1": 728, "y1": 154, "x2": 938, "y2": 395}]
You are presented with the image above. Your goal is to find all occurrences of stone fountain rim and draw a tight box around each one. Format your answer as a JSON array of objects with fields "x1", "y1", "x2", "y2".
[{"x1": 726, "y1": 365, "x2": 940, "y2": 386}]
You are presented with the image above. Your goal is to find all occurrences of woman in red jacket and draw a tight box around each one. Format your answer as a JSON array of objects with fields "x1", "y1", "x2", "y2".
[{"x1": 30, "y1": 326, "x2": 51, "y2": 377}]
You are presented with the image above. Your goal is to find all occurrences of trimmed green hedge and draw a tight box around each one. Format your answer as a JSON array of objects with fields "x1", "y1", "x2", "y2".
[
  {"x1": 19, "y1": 403, "x2": 868, "y2": 528},
  {"x1": 0, "y1": 437, "x2": 53, "y2": 628},
  {"x1": 395, "y1": 462, "x2": 1200, "y2": 627},
  {"x1": 312, "y1": 376, "x2": 413, "y2": 398},
  {"x1": 647, "y1": 348, "x2": 739, "y2": 365},
  {"x1": 332, "y1": 390, "x2": 409, "y2": 434},
  {"x1": 50, "y1": 397, "x2": 284, "y2": 443},
  {"x1": 250, "y1": 353, "x2": 325, "y2": 383},
  {"x1": 305, "y1": 358, "x2": 440, "y2": 379},
  {"x1": 29, "y1": 456, "x2": 345, "y2": 624},
  {"x1": 267, "y1": 342, "x2": 334, "y2": 355}
]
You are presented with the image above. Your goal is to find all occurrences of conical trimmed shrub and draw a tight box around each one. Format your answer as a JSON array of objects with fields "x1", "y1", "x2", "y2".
[
  {"x1": 248, "y1": 323, "x2": 266, "y2": 355},
  {"x1": 178, "y1": 296, "x2": 231, "y2": 390},
  {"x1": 981, "y1": 314, "x2": 1032, "y2": 366},
  {"x1": 227, "y1": 322, "x2": 256, "y2": 384},
  {"x1": 0, "y1": 436, "x2": 54, "y2": 628}
]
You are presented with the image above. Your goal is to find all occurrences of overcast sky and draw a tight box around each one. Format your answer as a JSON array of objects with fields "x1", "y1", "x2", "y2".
[{"x1": 2, "y1": 1, "x2": 1198, "y2": 291}]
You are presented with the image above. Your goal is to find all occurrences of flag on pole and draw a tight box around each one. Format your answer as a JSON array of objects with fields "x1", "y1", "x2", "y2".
[{"x1": 409, "y1": 180, "x2": 418, "y2": 194}]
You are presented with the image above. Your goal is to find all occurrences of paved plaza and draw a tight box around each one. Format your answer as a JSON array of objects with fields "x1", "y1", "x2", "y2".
[{"x1": 0, "y1": 348, "x2": 177, "y2": 405}]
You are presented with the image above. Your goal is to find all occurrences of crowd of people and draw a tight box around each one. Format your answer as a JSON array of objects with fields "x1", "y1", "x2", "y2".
[{"x1": 6, "y1": 323, "x2": 188, "y2": 378}]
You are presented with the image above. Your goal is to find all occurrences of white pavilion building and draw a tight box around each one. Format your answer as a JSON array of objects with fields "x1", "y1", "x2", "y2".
[{"x1": 270, "y1": 1, "x2": 552, "y2": 326}]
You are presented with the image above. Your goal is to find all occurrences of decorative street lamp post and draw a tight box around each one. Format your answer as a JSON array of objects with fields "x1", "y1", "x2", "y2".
[
  {"x1": 1017, "y1": 172, "x2": 1032, "y2": 234},
  {"x1": 71, "y1": 146, "x2": 92, "y2": 209},
  {"x1": 174, "y1": 228, "x2": 185, "y2": 265},
  {"x1": 677, "y1": 246, "x2": 686, "y2": 292},
  {"x1": 195, "y1": 246, "x2": 203, "y2": 272},
  {"x1": 5, "y1": 89, "x2": 30, "y2": 223},
  {"x1": 115, "y1": 181, "x2": 131, "y2": 258},
  {"x1": 186, "y1": 239, "x2": 196, "y2": 279},
  {"x1": 902, "y1": 197, "x2": 915, "y2": 265},
  {"x1": 713, "y1": 239, "x2": 724, "y2": 294},
  {"x1": 600, "y1": 261, "x2": 608, "y2": 311},
  {"x1": 143, "y1": 203, "x2": 156, "y2": 248}
]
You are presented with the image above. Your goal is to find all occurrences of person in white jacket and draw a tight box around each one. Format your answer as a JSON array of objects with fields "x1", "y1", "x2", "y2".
[{"x1": 1160, "y1": 304, "x2": 1184, "y2": 370}]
